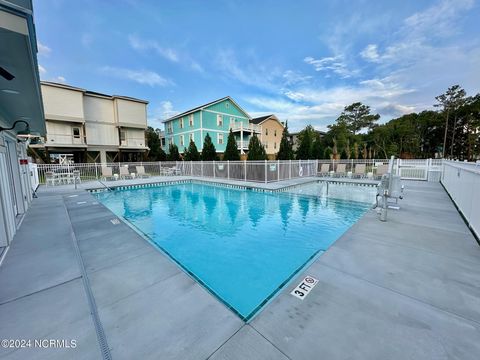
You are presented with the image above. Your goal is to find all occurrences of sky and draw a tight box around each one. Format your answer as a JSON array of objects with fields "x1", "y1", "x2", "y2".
[{"x1": 34, "y1": 0, "x2": 480, "y2": 132}]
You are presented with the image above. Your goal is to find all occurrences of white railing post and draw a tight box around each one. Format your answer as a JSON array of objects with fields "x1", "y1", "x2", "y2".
[
  {"x1": 277, "y1": 159, "x2": 280, "y2": 181},
  {"x1": 95, "y1": 162, "x2": 98, "y2": 179},
  {"x1": 289, "y1": 159, "x2": 292, "y2": 179},
  {"x1": 159, "y1": 161, "x2": 162, "y2": 176},
  {"x1": 227, "y1": 160, "x2": 230, "y2": 180},
  {"x1": 264, "y1": 160, "x2": 267, "y2": 184},
  {"x1": 244, "y1": 160, "x2": 247, "y2": 182},
  {"x1": 213, "y1": 160, "x2": 216, "y2": 178},
  {"x1": 427, "y1": 158, "x2": 432, "y2": 181},
  {"x1": 201, "y1": 160, "x2": 203, "y2": 177}
]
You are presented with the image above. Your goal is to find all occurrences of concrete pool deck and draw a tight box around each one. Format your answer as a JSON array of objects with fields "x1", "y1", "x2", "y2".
[{"x1": 1, "y1": 178, "x2": 479, "y2": 359}]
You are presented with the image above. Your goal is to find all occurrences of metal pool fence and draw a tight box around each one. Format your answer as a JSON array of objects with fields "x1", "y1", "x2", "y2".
[
  {"x1": 34, "y1": 158, "x2": 448, "y2": 185},
  {"x1": 441, "y1": 161, "x2": 480, "y2": 239}
]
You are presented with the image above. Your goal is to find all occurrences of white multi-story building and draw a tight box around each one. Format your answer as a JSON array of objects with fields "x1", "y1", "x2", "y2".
[
  {"x1": 1, "y1": 0, "x2": 45, "y2": 247},
  {"x1": 31, "y1": 82, "x2": 149, "y2": 163}
]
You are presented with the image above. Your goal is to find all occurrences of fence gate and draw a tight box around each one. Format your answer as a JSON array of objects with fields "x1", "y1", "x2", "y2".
[{"x1": 396, "y1": 159, "x2": 428, "y2": 180}]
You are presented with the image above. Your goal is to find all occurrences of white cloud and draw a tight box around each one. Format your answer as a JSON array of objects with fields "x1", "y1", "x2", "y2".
[
  {"x1": 215, "y1": 48, "x2": 282, "y2": 90},
  {"x1": 404, "y1": 0, "x2": 474, "y2": 40},
  {"x1": 101, "y1": 66, "x2": 173, "y2": 87},
  {"x1": 189, "y1": 61, "x2": 205, "y2": 73},
  {"x1": 360, "y1": 44, "x2": 380, "y2": 62},
  {"x1": 147, "y1": 100, "x2": 179, "y2": 129},
  {"x1": 244, "y1": 76, "x2": 418, "y2": 132},
  {"x1": 38, "y1": 65, "x2": 46, "y2": 74},
  {"x1": 304, "y1": 55, "x2": 357, "y2": 78},
  {"x1": 159, "y1": 101, "x2": 178, "y2": 119},
  {"x1": 128, "y1": 35, "x2": 179, "y2": 62},
  {"x1": 37, "y1": 42, "x2": 51, "y2": 56},
  {"x1": 48, "y1": 76, "x2": 66, "y2": 83},
  {"x1": 282, "y1": 70, "x2": 312, "y2": 86}
]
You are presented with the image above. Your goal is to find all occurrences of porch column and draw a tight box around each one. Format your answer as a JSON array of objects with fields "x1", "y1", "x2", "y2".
[{"x1": 100, "y1": 150, "x2": 107, "y2": 164}]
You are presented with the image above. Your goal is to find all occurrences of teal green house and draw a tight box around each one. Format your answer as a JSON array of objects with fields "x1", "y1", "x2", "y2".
[{"x1": 162, "y1": 97, "x2": 261, "y2": 155}]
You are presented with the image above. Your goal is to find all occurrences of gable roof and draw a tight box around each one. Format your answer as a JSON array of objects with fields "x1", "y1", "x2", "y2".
[
  {"x1": 250, "y1": 114, "x2": 284, "y2": 128},
  {"x1": 250, "y1": 115, "x2": 273, "y2": 124},
  {"x1": 162, "y1": 96, "x2": 251, "y2": 123}
]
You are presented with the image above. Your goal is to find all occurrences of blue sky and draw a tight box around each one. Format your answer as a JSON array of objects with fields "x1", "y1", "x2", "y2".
[{"x1": 34, "y1": 0, "x2": 480, "y2": 132}]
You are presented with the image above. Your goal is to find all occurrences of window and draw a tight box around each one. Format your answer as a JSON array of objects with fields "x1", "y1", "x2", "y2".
[
  {"x1": 274, "y1": 129, "x2": 277, "y2": 137},
  {"x1": 189, "y1": 114, "x2": 194, "y2": 127},
  {"x1": 265, "y1": 128, "x2": 268, "y2": 136},
  {"x1": 189, "y1": 133, "x2": 194, "y2": 142},
  {"x1": 265, "y1": 141, "x2": 268, "y2": 149},
  {"x1": 180, "y1": 135, "x2": 184, "y2": 147},
  {"x1": 225, "y1": 102, "x2": 230, "y2": 108},
  {"x1": 169, "y1": 138, "x2": 173, "y2": 146},
  {"x1": 180, "y1": 118, "x2": 184, "y2": 129},
  {"x1": 167, "y1": 122, "x2": 173, "y2": 134},
  {"x1": 120, "y1": 130, "x2": 126, "y2": 142},
  {"x1": 274, "y1": 142, "x2": 277, "y2": 149},
  {"x1": 218, "y1": 133, "x2": 224, "y2": 144},
  {"x1": 72, "y1": 127, "x2": 80, "y2": 139},
  {"x1": 217, "y1": 114, "x2": 223, "y2": 127},
  {"x1": 230, "y1": 117, "x2": 235, "y2": 125}
]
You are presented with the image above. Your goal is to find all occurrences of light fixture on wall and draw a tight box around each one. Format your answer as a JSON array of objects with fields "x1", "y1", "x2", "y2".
[{"x1": 0, "y1": 120, "x2": 39, "y2": 139}]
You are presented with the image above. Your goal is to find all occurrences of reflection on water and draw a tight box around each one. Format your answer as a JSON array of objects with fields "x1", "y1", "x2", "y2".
[{"x1": 94, "y1": 182, "x2": 371, "y2": 319}]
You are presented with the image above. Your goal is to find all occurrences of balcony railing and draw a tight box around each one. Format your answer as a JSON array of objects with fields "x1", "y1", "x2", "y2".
[
  {"x1": 120, "y1": 137, "x2": 146, "y2": 148},
  {"x1": 43, "y1": 133, "x2": 86, "y2": 146},
  {"x1": 229, "y1": 123, "x2": 261, "y2": 133},
  {"x1": 236, "y1": 140, "x2": 249, "y2": 149}
]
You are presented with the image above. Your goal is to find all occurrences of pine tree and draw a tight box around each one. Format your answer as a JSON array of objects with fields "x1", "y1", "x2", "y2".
[
  {"x1": 201, "y1": 133, "x2": 217, "y2": 161},
  {"x1": 247, "y1": 134, "x2": 267, "y2": 160},
  {"x1": 223, "y1": 129, "x2": 240, "y2": 160},
  {"x1": 167, "y1": 143, "x2": 181, "y2": 161},
  {"x1": 277, "y1": 121, "x2": 294, "y2": 160},
  {"x1": 184, "y1": 140, "x2": 200, "y2": 161},
  {"x1": 296, "y1": 125, "x2": 315, "y2": 159}
]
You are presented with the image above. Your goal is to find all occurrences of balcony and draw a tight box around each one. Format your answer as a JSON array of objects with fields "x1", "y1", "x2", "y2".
[
  {"x1": 119, "y1": 137, "x2": 147, "y2": 149},
  {"x1": 236, "y1": 140, "x2": 249, "y2": 150},
  {"x1": 229, "y1": 122, "x2": 261, "y2": 134},
  {"x1": 32, "y1": 133, "x2": 87, "y2": 148}
]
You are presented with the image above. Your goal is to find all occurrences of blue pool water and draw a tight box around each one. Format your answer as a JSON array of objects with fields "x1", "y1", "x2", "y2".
[{"x1": 94, "y1": 182, "x2": 371, "y2": 320}]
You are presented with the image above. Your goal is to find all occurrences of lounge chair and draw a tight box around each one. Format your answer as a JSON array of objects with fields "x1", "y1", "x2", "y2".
[
  {"x1": 136, "y1": 166, "x2": 150, "y2": 178},
  {"x1": 102, "y1": 167, "x2": 116, "y2": 181},
  {"x1": 353, "y1": 164, "x2": 366, "y2": 178},
  {"x1": 120, "y1": 166, "x2": 134, "y2": 180},
  {"x1": 160, "y1": 167, "x2": 174, "y2": 176},
  {"x1": 45, "y1": 171, "x2": 58, "y2": 186},
  {"x1": 375, "y1": 164, "x2": 389, "y2": 179},
  {"x1": 334, "y1": 163, "x2": 347, "y2": 177},
  {"x1": 318, "y1": 163, "x2": 330, "y2": 176}
]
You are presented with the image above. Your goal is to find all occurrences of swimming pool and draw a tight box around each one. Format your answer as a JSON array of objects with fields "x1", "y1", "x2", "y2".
[{"x1": 94, "y1": 182, "x2": 371, "y2": 320}]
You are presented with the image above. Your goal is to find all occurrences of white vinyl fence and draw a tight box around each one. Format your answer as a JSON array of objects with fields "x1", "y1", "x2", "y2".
[
  {"x1": 34, "y1": 158, "x2": 445, "y2": 186},
  {"x1": 441, "y1": 161, "x2": 480, "y2": 239},
  {"x1": 35, "y1": 160, "x2": 317, "y2": 185}
]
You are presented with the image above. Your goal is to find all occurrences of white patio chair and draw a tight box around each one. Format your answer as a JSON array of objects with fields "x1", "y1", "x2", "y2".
[
  {"x1": 101, "y1": 167, "x2": 116, "y2": 181},
  {"x1": 375, "y1": 164, "x2": 389, "y2": 179},
  {"x1": 119, "y1": 166, "x2": 134, "y2": 180},
  {"x1": 45, "y1": 171, "x2": 58, "y2": 186},
  {"x1": 334, "y1": 163, "x2": 347, "y2": 177},
  {"x1": 318, "y1": 163, "x2": 330, "y2": 176},
  {"x1": 354, "y1": 164, "x2": 366, "y2": 178},
  {"x1": 135, "y1": 166, "x2": 150, "y2": 178}
]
